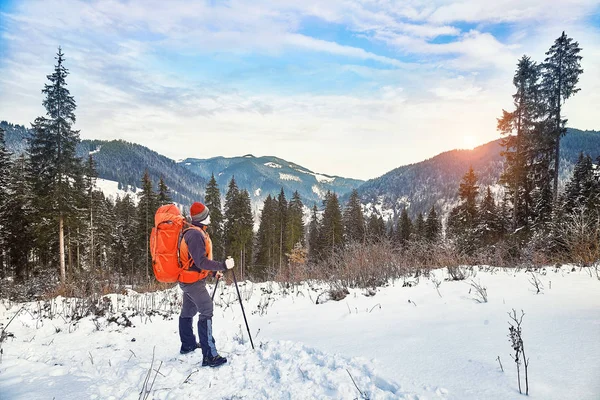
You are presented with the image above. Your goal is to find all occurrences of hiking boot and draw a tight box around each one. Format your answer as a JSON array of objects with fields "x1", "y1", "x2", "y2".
[
  {"x1": 202, "y1": 354, "x2": 227, "y2": 367},
  {"x1": 180, "y1": 342, "x2": 201, "y2": 355}
]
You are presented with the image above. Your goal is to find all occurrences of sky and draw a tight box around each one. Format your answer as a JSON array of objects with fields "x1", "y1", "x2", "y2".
[{"x1": 0, "y1": 0, "x2": 599, "y2": 180}]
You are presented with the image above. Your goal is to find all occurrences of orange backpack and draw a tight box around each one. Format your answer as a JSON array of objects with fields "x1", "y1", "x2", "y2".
[{"x1": 149, "y1": 204, "x2": 189, "y2": 283}]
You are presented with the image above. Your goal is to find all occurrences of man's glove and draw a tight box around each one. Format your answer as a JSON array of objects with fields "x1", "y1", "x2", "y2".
[{"x1": 225, "y1": 256, "x2": 235, "y2": 270}]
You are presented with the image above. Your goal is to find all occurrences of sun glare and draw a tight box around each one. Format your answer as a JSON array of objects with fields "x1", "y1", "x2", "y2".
[{"x1": 462, "y1": 135, "x2": 477, "y2": 149}]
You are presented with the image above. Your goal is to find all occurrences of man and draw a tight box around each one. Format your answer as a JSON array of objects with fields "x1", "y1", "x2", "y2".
[{"x1": 178, "y1": 201, "x2": 234, "y2": 367}]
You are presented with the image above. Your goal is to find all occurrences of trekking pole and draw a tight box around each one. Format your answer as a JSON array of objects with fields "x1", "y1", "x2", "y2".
[
  {"x1": 211, "y1": 275, "x2": 220, "y2": 301},
  {"x1": 231, "y1": 268, "x2": 255, "y2": 350}
]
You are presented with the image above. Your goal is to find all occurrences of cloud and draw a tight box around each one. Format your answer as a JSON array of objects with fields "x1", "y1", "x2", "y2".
[{"x1": 0, "y1": 0, "x2": 598, "y2": 180}]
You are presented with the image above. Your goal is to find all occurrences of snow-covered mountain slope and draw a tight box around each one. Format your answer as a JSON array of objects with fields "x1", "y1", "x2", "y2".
[
  {"x1": 179, "y1": 154, "x2": 364, "y2": 208},
  {"x1": 356, "y1": 128, "x2": 600, "y2": 221},
  {"x1": 1, "y1": 266, "x2": 599, "y2": 399}
]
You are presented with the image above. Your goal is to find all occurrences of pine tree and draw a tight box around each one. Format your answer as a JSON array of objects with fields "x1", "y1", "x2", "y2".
[
  {"x1": 224, "y1": 177, "x2": 254, "y2": 278},
  {"x1": 136, "y1": 171, "x2": 157, "y2": 281},
  {"x1": 307, "y1": 204, "x2": 321, "y2": 262},
  {"x1": 425, "y1": 206, "x2": 441, "y2": 243},
  {"x1": 114, "y1": 194, "x2": 137, "y2": 283},
  {"x1": 414, "y1": 212, "x2": 425, "y2": 241},
  {"x1": 0, "y1": 127, "x2": 12, "y2": 276},
  {"x1": 367, "y1": 213, "x2": 386, "y2": 243},
  {"x1": 237, "y1": 189, "x2": 254, "y2": 280},
  {"x1": 275, "y1": 188, "x2": 289, "y2": 270},
  {"x1": 448, "y1": 167, "x2": 480, "y2": 253},
  {"x1": 498, "y1": 55, "x2": 542, "y2": 232},
  {"x1": 157, "y1": 177, "x2": 172, "y2": 206},
  {"x1": 28, "y1": 47, "x2": 83, "y2": 284},
  {"x1": 255, "y1": 195, "x2": 277, "y2": 277},
  {"x1": 204, "y1": 174, "x2": 224, "y2": 260},
  {"x1": 286, "y1": 191, "x2": 305, "y2": 250},
  {"x1": 397, "y1": 207, "x2": 412, "y2": 248},
  {"x1": 343, "y1": 189, "x2": 365, "y2": 243},
  {"x1": 563, "y1": 153, "x2": 597, "y2": 215},
  {"x1": 477, "y1": 187, "x2": 504, "y2": 246},
  {"x1": 224, "y1": 177, "x2": 240, "y2": 263},
  {"x1": 4, "y1": 155, "x2": 34, "y2": 281},
  {"x1": 542, "y1": 32, "x2": 583, "y2": 202},
  {"x1": 320, "y1": 191, "x2": 344, "y2": 258}
]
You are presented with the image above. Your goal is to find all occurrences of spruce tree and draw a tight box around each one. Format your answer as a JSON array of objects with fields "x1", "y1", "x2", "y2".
[
  {"x1": 563, "y1": 153, "x2": 597, "y2": 215},
  {"x1": 448, "y1": 167, "x2": 480, "y2": 253},
  {"x1": 498, "y1": 55, "x2": 541, "y2": 232},
  {"x1": 224, "y1": 177, "x2": 254, "y2": 277},
  {"x1": 237, "y1": 189, "x2": 254, "y2": 280},
  {"x1": 367, "y1": 213, "x2": 386, "y2": 243},
  {"x1": 397, "y1": 207, "x2": 412, "y2": 248},
  {"x1": 425, "y1": 206, "x2": 441, "y2": 243},
  {"x1": 276, "y1": 188, "x2": 288, "y2": 270},
  {"x1": 286, "y1": 191, "x2": 305, "y2": 250},
  {"x1": 542, "y1": 32, "x2": 583, "y2": 201},
  {"x1": 4, "y1": 155, "x2": 34, "y2": 281},
  {"x1": 307, "y1": 204, "x2": 321, "y2": 262},
  {"x1": 343, "y1": 189, "x2": 365, "y2": 243},
  {"x1": 28, "y1": 48, "x2": 83, "y2": 284},
  {"x1": 204, "y1": 174, "x2": 224, "y2": 259},
  {"x1": 136, "y1": 171, "x2": 157, "y2": 281},
  {"x1": 224, "y1": 177, "x2": 240, "y2": 263},
  {"x1": 0, "y1": 127, "x2": 11, "y2": 276},
  {"x1": 157, "y1": 177, "x2": 172, "y2": 206},
  {"x1": 114, "y1": 194, "x2": 137, "y2": 283},
  {"x1": 320, "y1": 191, "x2": 344, "y2": 258},
  {"x1": 255, "y1": 195, "x2": 277, "y2": 277},
  {"x1": 414, "y1": 212, "x2": 425, "y2": 241},
  {"x1": 477, "y1": 187, "x2": 503, "y2": 246}
]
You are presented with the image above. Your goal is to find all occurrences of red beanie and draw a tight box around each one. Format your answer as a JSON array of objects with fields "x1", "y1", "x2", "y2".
[{"x1": 190, "y1": 202, "x2": 209, "y2": 222}]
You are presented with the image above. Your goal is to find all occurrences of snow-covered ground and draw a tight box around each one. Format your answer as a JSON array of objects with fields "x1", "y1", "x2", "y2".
[{"x1": 1, "y1": 266, "x2": 599, "y2": 399}]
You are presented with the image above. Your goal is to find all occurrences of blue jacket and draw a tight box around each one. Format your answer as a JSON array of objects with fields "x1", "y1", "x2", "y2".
[{"x1": 183, "y1": 221, "x2": 226, "y2": 273}]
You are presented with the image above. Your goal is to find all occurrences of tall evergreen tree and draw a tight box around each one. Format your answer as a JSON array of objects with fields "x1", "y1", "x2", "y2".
[
  {"x1": 320, "y1": 191, "x2": 344, "y2": 258},
  {"x1": 28, "y1": 47, "x2": 83, "y2": 284},
  {"x1": 114, "y1": 194, "x2": 137, "y2": 283},
  {"x1": 414, "y1": 212, "x2": 425, "y2": 241},
  {"x1": 223, "y1": 177, "x2": 254, "y2": 277},
  {"x1": 448, "y1": 167, "x2": 480, "y2": 253},
  {"x1": 157, "y1": 177, "x2": 172, "y2": 206},
  {"x1": 477, "y1": 187, "x2": 504, "y2": 246},
  {"x1": 397, "y1": 207, "x2": 412, "y2": 248},
  {"x1": 0, "y1": 127, "x2": 11, "y2": 276},
  {"x1": 542, "y1": 32, "x2": 583, "y2": 201},
  {"x1": 276, "y1": 188, "x2": 289, "y2": 270},
  {"x1": 562, "y1": 153, "x2": 598, "y2": 215},
  {"x1": 204, "y1": 174, "x2": 224, "y2": 260},
  {"x1": 3, "y1": 155, "x2": 34, "y2": 281},
  {"x1": 425, "y1": 206, "x2": 441, "y2": 243},
  {"x1": 498, "y1": 55, "x2": 542, "y2": 232},
  {"x1": 343, "y1": 189, "x2": 365, "y2": 243},
  {"x1": 307, "y1": 204, "x2": 321, "y2": 262},
  {"x1": 286, "y1": 191, "x2": 305, "y2": 250},
  {"x1": 367, "y1": 213, "x2": 386, "y2": 243},
  {"x1": 255, "y1": 195, "x2": 277, "y2": 276},
  {"x1": 237, "y1": 189, "x2": 254, "y2": 279},
  {"x1": 136, "y1": 171, "x2": 157, "y2": 280}
]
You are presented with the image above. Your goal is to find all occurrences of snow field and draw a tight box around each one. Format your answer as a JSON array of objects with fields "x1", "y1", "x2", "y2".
[{"x1": 1, "y1": 266, "x2": 599, "y2": 399}]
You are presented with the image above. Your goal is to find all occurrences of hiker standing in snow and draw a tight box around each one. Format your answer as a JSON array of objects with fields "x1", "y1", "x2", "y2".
[{"x1": 178, "y1": 201, "x2": 234, "y2": 367}]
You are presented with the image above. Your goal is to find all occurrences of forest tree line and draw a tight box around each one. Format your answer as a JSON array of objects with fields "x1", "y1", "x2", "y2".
[{"x1": 0, "y1": 32, "x2": 599, "y2": 298}]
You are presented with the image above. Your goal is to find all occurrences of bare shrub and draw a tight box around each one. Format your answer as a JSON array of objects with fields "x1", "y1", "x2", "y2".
[
  {"x1": 508, "y1": 309, "x2": 529, "y2": 396},
  {"x1": 469, "y1": 279, "x2": 488, "y2": 303},
  {"x1": 528, "y1": 272, "x2": 543, "y2": 294}
]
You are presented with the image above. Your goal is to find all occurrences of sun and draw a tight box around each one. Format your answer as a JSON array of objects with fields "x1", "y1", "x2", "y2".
[{"x1": 462, "y1": 135, "x2": 478, "y2": 150}]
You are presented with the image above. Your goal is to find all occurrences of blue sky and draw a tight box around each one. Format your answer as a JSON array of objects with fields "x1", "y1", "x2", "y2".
[{"x1": 1, "y1": 0, "x2": 599, "y2": 180}]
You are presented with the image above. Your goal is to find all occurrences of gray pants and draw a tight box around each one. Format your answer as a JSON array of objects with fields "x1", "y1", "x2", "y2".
[
  {"x1": 179, "y1": 280, "x2": 218, "y2": 357},
  {"x1": 179, "y1": 280, "x2": 213, "y2": 320}
]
